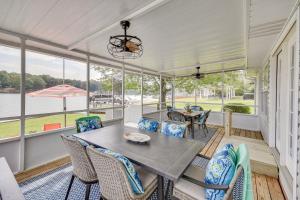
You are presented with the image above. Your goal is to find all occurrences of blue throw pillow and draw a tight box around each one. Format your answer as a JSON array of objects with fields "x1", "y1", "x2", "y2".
[
  {"x1": 161, "y1": 121, "x2": 186, "y2": 138},
  {"x1": 138, "y1": 118, "x2": 159, "y2": 133},
  {"x1": 76, "y1": 116, "x2": 102, "y2": 133},
  {"x1": 215, "y1": 144, "x2": 237, "y2": 164},
  {"x1": 96, "y1": 148, "x2": 144, "y2": 194},
  {"x1": 204, "y1": 150, "x2": 236, "y2": 199}
]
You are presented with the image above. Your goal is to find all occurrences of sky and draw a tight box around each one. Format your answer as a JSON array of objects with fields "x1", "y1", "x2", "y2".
[{"x1": 0, "y1": 45, "x2": 87, "y2": 81}]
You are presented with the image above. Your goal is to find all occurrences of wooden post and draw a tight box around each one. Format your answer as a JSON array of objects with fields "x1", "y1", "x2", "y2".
[{"x1": 225, "y1": 109, "x2": 232, "y2": 136}]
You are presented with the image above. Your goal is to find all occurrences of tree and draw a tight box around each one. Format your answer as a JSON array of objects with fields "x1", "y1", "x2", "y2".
[
  {"x1": 31, "y1": 75, "x2": 46, "y2": 90},
  {"x1": 0, "y1": 70, "x2": 10, "y2": 88},
  {"x1": 8, "y1": 73, "x2": 20, "y2": 91}
]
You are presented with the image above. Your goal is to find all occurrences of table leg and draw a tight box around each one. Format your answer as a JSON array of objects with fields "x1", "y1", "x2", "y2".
[
  {"x1": 158, "y1": 175, "x2": 164, "y2": 200},
  {"x1": 191, "y1": 117, "x2": 194, "y2": 139}
]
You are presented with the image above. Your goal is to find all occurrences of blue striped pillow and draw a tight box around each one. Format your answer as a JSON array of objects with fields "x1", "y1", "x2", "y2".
[{"x1": 96, "y1": 148, "x2": 144, "y2": 194}]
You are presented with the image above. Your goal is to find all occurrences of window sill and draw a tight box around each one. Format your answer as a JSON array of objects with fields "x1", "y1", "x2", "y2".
[
  {"x1": 24, "y1": 118, "x2": 124, "y2": 139},
  {"x1": 0, "y1": 136, "x2": 21, "y2": 144},
  {"x1": 24, "y1": 127, "x2": 75, "y2": 139}
]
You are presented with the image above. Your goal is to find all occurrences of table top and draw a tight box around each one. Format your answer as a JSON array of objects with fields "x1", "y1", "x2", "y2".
[
  {"x1": 0, "y1": 157, "x2": 25, "y2": 200},
  {"x1": 176, "y1": 110, "x2": 203, "y2": 117},
  {"x1": 74, "y1": 124, "x2": 205, "y2": 181}
]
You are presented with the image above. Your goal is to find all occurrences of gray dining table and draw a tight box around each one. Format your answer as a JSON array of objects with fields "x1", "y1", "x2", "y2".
[
  {"x1": 73, "y1": 124, "x2": 205, "y2": 200},
  {"x1": 176, "y1": 110, "x2": 204, "y2": 139}
]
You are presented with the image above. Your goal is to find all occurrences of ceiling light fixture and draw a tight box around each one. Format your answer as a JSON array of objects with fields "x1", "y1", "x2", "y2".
[{"x1": 107, "y1": 20, "x2": 143, "y2": 59}]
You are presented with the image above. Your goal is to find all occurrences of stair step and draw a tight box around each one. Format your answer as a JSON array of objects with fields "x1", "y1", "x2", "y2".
[{"x1": 217, "y1": 136, "x2": 278, "y2": 178}]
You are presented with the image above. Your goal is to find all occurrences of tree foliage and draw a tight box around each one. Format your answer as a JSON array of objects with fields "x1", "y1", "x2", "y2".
[{"x1": 0, "y1": 70, "x2": 90, "y2": 92}]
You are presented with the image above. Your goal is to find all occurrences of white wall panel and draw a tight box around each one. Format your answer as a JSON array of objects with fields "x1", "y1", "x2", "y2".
[
  {"x1": 24, "y1": 119, "x2": 122, "y2": 170},
  {"x1": 24, "y1": 129, "x2": 75, "y2": 170},
  {"x1": 207, "y1": 112, "x2": 259, "y2": 131},
  {"x1": 0, "y1": 140, "x2": 20, "y2": 173},
  {"x1": 232, "y1": 113, "x2": 259, "y2": 131},
  {"x1": 206, "y1": 112, "x2": 224, "y2": 126}
]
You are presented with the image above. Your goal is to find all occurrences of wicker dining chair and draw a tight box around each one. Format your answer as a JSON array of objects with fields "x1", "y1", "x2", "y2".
[
  {"x1": 86, "y1": 146, "x2": 158, "y2": 200},
  {"x1": 172, "y1": 154, "x2": 244, "y2": 200},
  {"x1": 61, "y1": 135, "x2": 98, "y2": 200}
]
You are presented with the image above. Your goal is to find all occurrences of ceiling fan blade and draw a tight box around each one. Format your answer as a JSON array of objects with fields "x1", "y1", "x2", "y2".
[
  {"x1": 176, "y1": 74, "x2": 193, "y2": 78},
  {"x1": 126, "y1": 40, "x2": 139, "y2": 52}
]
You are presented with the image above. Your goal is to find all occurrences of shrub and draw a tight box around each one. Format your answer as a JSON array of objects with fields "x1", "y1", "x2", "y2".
[{"x1": 223, "y1": 103, "x2": 251, "y2": 114}]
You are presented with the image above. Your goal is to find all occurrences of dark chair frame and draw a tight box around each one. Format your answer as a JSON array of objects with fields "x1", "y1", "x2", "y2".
[
  {"x1": 61, "y1": 135, "x2": 99, "y2": 200},
  {"x1": 167, "y1": 111, "x2": 186, "y2": 122},
  {"x1": 196, "y1": 110, "x2": 211, "y2": 137},
  {"x1": 65, "y1": 174, "x2": 98, "y2": 200},
  {"x1": 171, "y1": 154, "x2": 244, "y2": 200}
]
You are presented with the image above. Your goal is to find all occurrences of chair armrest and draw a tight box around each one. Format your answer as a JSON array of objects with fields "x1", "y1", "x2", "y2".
[{"x1": 182, "y1": 174, "x2": 229, "y2": 191}]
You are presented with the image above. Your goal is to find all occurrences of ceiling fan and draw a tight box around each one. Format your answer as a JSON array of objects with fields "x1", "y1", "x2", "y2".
[
  {"x1": 178, "y1": 66, "x2": 205, "y2": 79},
  {"x1": 107, "y1": 20, "x2": 143, "y2": 59}
]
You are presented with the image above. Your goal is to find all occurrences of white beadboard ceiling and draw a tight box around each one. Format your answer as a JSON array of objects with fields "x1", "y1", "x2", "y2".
[{"x1": 0, "y1": 0, "x2": 296, "y2": 75}]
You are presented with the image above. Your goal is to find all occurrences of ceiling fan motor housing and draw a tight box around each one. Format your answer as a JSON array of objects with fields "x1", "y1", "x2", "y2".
[{"x1": 120, "y1": 20, "x2": 130, "y2": 30}]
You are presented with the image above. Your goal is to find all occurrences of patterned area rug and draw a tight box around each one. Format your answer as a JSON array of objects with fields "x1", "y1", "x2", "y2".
[
  {"x1": 191, "y1": 126, "x2": 217, "y2": 144},
  {"x1": 19, "y1": 156, "x2": 208, "y2": 200}
]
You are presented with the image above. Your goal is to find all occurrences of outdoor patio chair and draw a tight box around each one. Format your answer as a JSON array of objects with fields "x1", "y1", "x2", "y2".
[
  {"x1": 172, "y1": 154, "x2": 244, "y2": 200},
  {"x1": 86, "y1": 146, "x2": 158, "y2": 200},
  {"x1": 138, "y1": 117, "x2": 160, "y2": 133},
  {"x1": 190, "y1": 105, "x2": 204, "y2": 122},
  {"x1": 60, "y1": 135, "x2": 98, "y2": 200},
  {"x1": 167, "y1": 111, "x2": 192, "y2": 135},
  {"x1": 167, "y1": 106, "x2": 174, "y2": 112},
  {"x1": 167, "y1": 111, "x2": 186, "y2": 122},
  {"x1": 195, "y1": 110, "x2": 211, "y2": 137},
  {"x1": 190, "y1": 105, "x2": 204, "y2": 111},
  {"x1": 75, "y1": 116, "x2": 103, "y2": 133}
]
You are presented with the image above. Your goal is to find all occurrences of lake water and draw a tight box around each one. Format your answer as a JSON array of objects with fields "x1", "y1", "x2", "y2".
[
  {"x1": 0, "y1": 94, "x2": 157, "y2": 122},
  {"x1": 0, "y1": 93, "x2": 86, "y2": 118}
]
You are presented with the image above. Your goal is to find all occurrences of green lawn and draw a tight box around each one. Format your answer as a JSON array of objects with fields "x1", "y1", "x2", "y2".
[
  {"x1": 146, "y1": 96, "x2": 255, "y2": 113},
  {"x1": 175, "y1": 96, "x2": 255, "y2": 113},
  {"x1": 0, "y1": 113, "x2": 105, "y2": 140},
  {"x1": 0, "y1": 96, "x2": 255, "y2": 140}
]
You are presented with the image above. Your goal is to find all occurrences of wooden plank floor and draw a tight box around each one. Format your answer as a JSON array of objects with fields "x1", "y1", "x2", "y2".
[
  {"x1": 203, "y1": 125, "x2": 285, "y2": 200},
  {"x1": 15, "y1": 125, "x2": 285, "y2": 199}
]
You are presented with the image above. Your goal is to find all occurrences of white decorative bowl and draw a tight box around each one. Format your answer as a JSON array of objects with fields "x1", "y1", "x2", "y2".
[{"x1": 124, "y1": 132, "x2": 151, "y2": 143}]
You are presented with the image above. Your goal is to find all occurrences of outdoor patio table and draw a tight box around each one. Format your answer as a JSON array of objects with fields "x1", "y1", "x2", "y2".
[
  {"x1": 73, "y1": 124, "x2": 205, "y2": 200},
  {"x1": 176, "y1": 110, "x2": 204, "y2": 139}
]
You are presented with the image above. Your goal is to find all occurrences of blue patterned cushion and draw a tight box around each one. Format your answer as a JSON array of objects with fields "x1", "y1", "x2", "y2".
[
  {"x1": 76, "y1": 116, "x2": 102, "y2": 133},
  {"x1": 96, "y1": 148, "x2": 144, "y2": 194},
  {"x1": 215, "y1": 144, "x2": 237, "y2": 164},
  {"x1": 161, "y1": 121, "x2": 186, "y2": 138},
  {"x1": 205, "y1": 147, "x2": 236, "y2": 199},
  {"x1": 138, "y1": 118, "x2": 159, "y2": 133}
]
